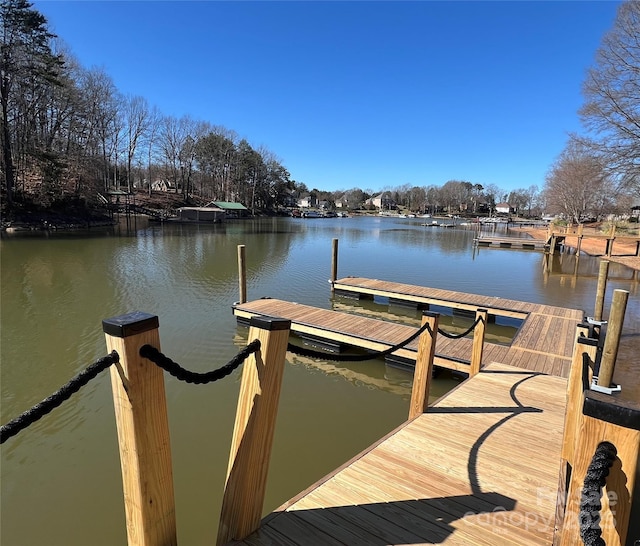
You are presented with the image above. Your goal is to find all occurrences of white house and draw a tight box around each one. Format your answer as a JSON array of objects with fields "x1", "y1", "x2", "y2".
[
  {"x1": 495, "y1": 202, "x2": 513, "y2": 215},
  {"x1": 297, "y1": 195, "x2": 316, "y2": 208}
]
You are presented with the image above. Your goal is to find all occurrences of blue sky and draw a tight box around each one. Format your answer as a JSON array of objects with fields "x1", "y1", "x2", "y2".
[{"x1": 35, "y1": 1, "x2": 620, "y2": 194}]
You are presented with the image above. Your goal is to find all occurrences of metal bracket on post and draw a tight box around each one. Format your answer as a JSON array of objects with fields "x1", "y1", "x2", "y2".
[
  {"x1": 590, "y1": 377, "x2": 622, "y2": 395},
  {"x1": 586, "y1": 317, "x2": 607, "y2": 327}
]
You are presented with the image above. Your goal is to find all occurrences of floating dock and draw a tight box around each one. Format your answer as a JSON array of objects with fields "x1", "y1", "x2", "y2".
[
  {"x1": 473, "y1": 235, "x2": 549, "y2": 250},
  {"x1": 233, "y1": 278, "x2": 584, "y2": 377}
]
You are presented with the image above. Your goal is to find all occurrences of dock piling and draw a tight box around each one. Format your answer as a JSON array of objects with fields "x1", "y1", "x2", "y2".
[
  {"x1": 330, "y1": 238, "x2": 338, "y2": 292},
  {"x1": 594, "y1": 259, "x2": 610, "y2": 322},
  {"x1": 103, "y1": 312, "x2": 177, "y2": 546},
  {"x1": 598, "y1": 289, "x2": 629, "y2": 388},
  {"x1": 217, "y1": 317, "x2": 291, "y2": 545},
  {"x1": 238, "y1": 245, "x2": 247, "y2": 304}
]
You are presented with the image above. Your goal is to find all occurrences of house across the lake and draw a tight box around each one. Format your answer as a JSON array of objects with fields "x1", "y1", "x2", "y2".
[{"x1": 495, "y1": 202, "x2": 514, "y2": 215}]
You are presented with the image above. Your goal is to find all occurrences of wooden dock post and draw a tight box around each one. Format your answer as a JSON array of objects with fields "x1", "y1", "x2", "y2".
[
  {"x1": 408, "y1": 312, "x2": 439, "y2": 420},
  {"x1": 575, "y1": 223, "x2": 583, "y2": 256},
  {"x1": 598, "y1": 289, "x2": 629, "y2": 388},
  {"x1": 594, "y1": 259, "x2": 610, "y2": 322},
  {"x1": 555, "y1": 324, "x2": 597, "y2": 544},
  {"x1": 238, "y1": 244, "x2": 247, "y2": 304},
  {"x1": 560, "y1": 325, "x2": 597, "y2": 467},
  {"x1": 330, "y1": 238, "x2": 338, "y2": 292},
  {"x1": 102, "y1": 312, "x2": 177, "y2": 546},
  {"x1": 217, "y1": 317, "x2": 291, "y2": 546},
  {"x1": 549, "y1": 230, "x2": 557, "y2": 256},
  {"x1": 469, "y1": 309, "x2": 488, "y2": 377},
  {"x1": 606, "y1": 224, "x2": 616, "y2": 257}
]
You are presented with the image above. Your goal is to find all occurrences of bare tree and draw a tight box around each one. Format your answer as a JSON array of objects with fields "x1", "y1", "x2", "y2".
[
  {"x1": 579, "y1": 0, "x2": 640, "y2": 196},
  {"x1": 145, "y1": 105, "x2": 161, "y2": 196},
  {"x1": 123, "y1": 95, "x2": 149, "y2": 192},
  {"x1": 544, "y1": 141, "x2": 612, "y2": 223}
]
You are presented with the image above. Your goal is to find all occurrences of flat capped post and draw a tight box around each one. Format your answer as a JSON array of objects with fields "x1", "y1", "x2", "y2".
[{"x1": 103, "y1": 312, "x2": 177, "y2": 546}]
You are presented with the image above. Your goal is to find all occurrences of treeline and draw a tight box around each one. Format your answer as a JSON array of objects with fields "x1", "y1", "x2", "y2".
[
  {"x1": 308, "y1": 181, "x2": 542, "y2": 217},
  {"x1": 0, "y1": 0, "x2": 295, "y2": 213},
  {"x1": 2, "y1": 0, "x2": 638, "y2": 222}
]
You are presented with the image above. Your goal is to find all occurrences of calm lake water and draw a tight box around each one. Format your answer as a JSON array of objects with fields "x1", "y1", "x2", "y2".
[{"x1": 1, "y1": 216, "x2": 638, "y2": 545}]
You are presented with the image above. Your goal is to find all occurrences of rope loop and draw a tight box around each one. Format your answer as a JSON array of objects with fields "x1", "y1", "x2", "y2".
[
  {"x1": 437, "y1": 315, "x2": 483, "y2": 339},
  {"x1": 0, "y1": 351, "x2": 120, "y2": 444},
  {"x1": 139, "y1": 340, "x2": 261, "y2": 384},
  {"x1": 287, "y1": 319, "x2": 434, "y2": 362},
  {"x1": 579, "y1": 441, "x2": 617, "y2": 546}
]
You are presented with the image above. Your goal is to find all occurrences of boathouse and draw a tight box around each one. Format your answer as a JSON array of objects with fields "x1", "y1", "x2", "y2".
[
  {"x1": 176, "y1": 205, "x2": 225, "y2": 223},
  {"x1": 207, "y1": 201, "x2": 250, "y2": 218}
]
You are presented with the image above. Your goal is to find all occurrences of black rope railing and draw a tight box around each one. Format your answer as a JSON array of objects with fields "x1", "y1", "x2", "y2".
[
  {"x1": 139, "y1": 339, "x2": 261, "y2": 384},
  {"x1": 579, "y1": 441, "x2": 618, "y2": 546},
  {"x1": 0, "y1": 351, "x2": 120, "y2": 444},
  {"x1": 286, "y1": 320, "x2": 434, "y2": 362},
  {"x1": 1, "y1": 341, "x2": 262, "y2": 444},
  {"x1": 437, "y1": 315, "x2": 483, "y2": 339}
]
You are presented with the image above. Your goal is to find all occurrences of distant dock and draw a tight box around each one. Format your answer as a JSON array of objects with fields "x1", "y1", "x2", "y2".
[{"x1": 474, "y1": 235, "x2": 548, "y2": 250}]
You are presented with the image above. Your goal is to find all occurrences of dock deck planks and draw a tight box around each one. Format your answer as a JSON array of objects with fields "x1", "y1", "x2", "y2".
[{"x1": 228, "y1": 363, "x2": 567, "y2": 546}]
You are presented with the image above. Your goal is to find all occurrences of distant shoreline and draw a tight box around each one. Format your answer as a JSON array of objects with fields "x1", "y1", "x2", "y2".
[{"x1": 514, "y1": 227, "x2": 640, "y2": 272}]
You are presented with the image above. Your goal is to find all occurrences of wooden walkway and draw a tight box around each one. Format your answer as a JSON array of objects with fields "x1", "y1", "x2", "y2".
[
  {"x1": 234, "y1": 279, "x2": 584, "y2": 377},
  {"x1": 228, "y1": 363, "x2": 567, "y2": 545}
]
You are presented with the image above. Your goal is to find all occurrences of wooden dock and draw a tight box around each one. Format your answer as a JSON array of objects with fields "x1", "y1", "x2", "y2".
[
  {"x1": 227, "y1": 363, "x2": 568, "y2": 545},
  {"x1": 233, "y1": 279, "x2": 584, "y2": 377},
  {"x1": 474, "y1": 235, "x2": 548, "y2": 250},
  {"x1": 218, "y1": 274, "x2": 637, "y2": 546}
]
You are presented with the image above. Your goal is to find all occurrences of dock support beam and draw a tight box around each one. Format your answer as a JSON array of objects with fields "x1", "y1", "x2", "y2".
[
  {"x1": 103, "y1": 312, "x2": 177, "y2": 546},
  {"x1": 217, "y1": 317, "x2": 291, "y2": 545},
  {"x1": 408, "y1": 312, "x2": 439, "y2": 420}
]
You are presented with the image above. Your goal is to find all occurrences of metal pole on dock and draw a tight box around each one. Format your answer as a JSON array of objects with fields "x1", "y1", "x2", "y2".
[
  {"x1": 238, "y1": 244, "x2": 247, "y2": 304},
  {"x1": 218, "y1": 317, "x2": 291, "y2": 546},
  {"x1": 597, "y1": 289, "x2": 629, "y2": 388},
  {"x1": 408, "y1": 312, "x2": 439, "y2": 420},
  {"x1": 594, "y1": 259, "x2": 610, "y2": 322},
  {"x1": 330, "y1": 238, "x2": 339, "y2": 292},
  {"x1": 103, "y1": 312, "x2": 177, "y2": 546}
]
